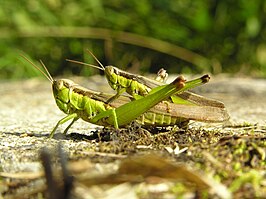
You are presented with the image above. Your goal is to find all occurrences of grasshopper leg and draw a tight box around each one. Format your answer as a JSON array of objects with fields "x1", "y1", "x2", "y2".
[
  {"x1": 63, "y1": 117, "x2": 79, "y2": 135},
  {"x1": 49, "y1": 113, "x2": 78, "y2": 138},
  {"x1": 111, "y1": 109, "x2": 118, "y2": 129},
  {"x1": 107, "y1": 88, "x2": 126, "y2": 104}
]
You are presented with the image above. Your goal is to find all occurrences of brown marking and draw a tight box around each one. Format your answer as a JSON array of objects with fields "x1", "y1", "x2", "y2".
[{"x1": 171, "y1": 75, "x2": 186, "y2": 89}]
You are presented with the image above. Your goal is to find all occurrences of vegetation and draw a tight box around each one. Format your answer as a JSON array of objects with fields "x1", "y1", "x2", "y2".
[{"x1": 1, "y1": 0, "x2": 266, "y2": 79}]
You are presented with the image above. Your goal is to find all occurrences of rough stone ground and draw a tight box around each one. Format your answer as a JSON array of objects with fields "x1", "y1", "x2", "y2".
[{"x1": 0, "y1": 75, "x2": 265, "y2": 198}]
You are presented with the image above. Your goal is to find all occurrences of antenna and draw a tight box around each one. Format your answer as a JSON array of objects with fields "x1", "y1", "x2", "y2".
[
  {"x1": 39, "y1": 60, "x2": 54, "y2": 82},
  {"x1": 66, "y1": 59, "x2": 104, "y2": 71},
  {"x1": 20, "y1": 54, "x2": 53, "y2": 83},
  {"x1": 86, "y1": 49, "x2": 105, "y2": 70}
]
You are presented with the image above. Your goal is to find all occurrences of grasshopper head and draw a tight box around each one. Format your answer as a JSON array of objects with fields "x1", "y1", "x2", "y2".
[
  {"x1": 52, "y1": 79, "x2": 76, "y2": 113},
  {"x1": 105, "y1": 66, "x2": 119, "y2": 89}
]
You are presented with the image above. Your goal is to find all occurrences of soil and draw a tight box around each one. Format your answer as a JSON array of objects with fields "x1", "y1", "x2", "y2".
[{"x1": 0, "y1": 75, "x2": 265, "y2": 199}]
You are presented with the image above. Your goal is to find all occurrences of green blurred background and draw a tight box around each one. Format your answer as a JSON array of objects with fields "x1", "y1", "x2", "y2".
[{"x1": 1, "y1": 0, "x2": 266, "y2": 79}]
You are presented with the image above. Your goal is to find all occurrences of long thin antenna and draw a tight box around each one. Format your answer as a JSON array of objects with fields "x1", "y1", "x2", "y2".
[
  {"x1": 66, "y1": 59, "x2": 104, "y2": 71},
  {"x1": 39, "y1": 60, "x2": 54, "y2": 82},
  {"x1": 86, "y1": 49, "x2": 105, "y2": 70},
  {"x1": 20, "y1": 54, "x2": 53, "y2": 83}
]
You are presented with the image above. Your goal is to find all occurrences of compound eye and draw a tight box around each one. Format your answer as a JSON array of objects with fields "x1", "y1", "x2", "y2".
[
  {"x1": 106, "y1": 66, "x2": 114, "y2": 75},
  {"x1": 55, "y1": 80, "x2": 64, "y2": 90}
]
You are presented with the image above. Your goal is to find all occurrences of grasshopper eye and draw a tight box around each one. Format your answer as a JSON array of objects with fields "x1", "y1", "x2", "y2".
[
  {"x1": 55, "y1": 80, "x2": 64, "y2": 90},
  {"x1": 106, "y1": 66, "x2": 114, "y2": 75}
]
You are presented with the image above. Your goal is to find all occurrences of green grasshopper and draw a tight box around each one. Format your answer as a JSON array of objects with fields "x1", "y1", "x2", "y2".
[
  {"x1": 21, "y1": 55, "x2": 210, "y2": 138},
  {"x1": 66, "y1": 50, "x2": 228, "y2": 121}
]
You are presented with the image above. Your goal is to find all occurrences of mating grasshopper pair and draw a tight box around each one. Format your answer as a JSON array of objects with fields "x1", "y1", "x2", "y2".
[{"x1": 21, "y1": 52, "x2": 229, "y2": 138}]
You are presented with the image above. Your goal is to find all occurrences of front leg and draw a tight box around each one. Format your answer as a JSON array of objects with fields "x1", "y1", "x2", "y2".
[
  {"x1": 63, "y1": 117, "x2": 79, "y2": 135},
  {"x1": 49, "y1": 113, "x2": 78, "y2": 138},
  {"x1": 106, "y1": 87, "x2": 126, "y2": 104}
]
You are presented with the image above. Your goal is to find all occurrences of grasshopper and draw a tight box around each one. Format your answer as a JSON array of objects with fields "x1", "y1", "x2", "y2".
[
  {"x1": 21, "y1": 55, "x2": 211, "y2": 138},
  {"x1": 66, "y1": 50, "x2": 229, "y2": 122},
  {"x1": 66, "y1": 50, "x2": 224, "y2": 106}
]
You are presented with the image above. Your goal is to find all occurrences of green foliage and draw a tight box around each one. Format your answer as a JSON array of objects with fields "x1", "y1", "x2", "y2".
[{"x1": 0, "y1": 0, "x2": 266, "y2": 79}]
